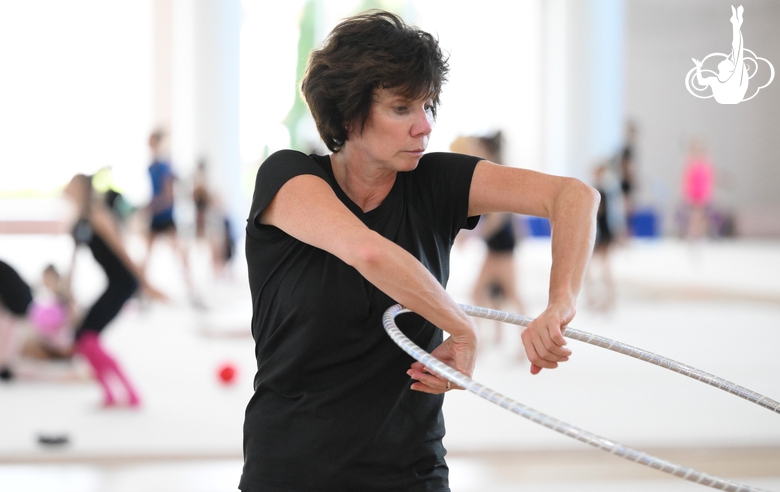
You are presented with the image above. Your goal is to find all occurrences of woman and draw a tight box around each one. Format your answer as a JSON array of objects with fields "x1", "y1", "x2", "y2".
[
  {"x1": 241, "y1": 10, "x2": 598, "y2": 491},
  {"x1": 586, "y1": 163, "x2": 618, "y2": 311},
  {"x1": 681, "y1": 138, "x2": 715, "y2": 240},
  {"x1": 192, "y1": 159, "x2": 211, "y2": 240},
  {"x1": 63, "y1": 174, "x2": 166, "y2": 407},
  {"x1": 140, "y1": 130, "x2": 195, "y2": 304},
  {"x1": 25, "y1": 264, "x2": 76, "y2": 360}
]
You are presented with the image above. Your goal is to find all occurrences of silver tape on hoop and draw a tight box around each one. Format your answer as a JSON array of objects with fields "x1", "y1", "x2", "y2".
[
  {"x1": 383, "y1": 303, "x2": 777, "y2": 492},
  {"x1": 458, "y1": 303, "x2": 779, "y2": 414}
]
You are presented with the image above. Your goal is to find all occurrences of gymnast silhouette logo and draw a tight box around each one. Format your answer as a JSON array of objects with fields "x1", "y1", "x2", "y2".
[{"x1": 685, "y1": 5, "x2": 774, "y2": 104}]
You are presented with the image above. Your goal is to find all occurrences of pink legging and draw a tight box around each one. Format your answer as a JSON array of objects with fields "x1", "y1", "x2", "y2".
[{"x1": 75, "y1": 332, "x2": 140, "y2": 407}]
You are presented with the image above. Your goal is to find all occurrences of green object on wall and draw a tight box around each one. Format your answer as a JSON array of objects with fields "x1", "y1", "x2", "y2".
[{"x1": 283, "y1": 0, "x2": 317, "y2": 152}]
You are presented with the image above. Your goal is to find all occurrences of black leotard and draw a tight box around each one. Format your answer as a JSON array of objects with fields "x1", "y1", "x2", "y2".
[
  {"x1": 0, "y1": 260, "x2": 33, "y2": 316},
  {"x1": 485, "y1": 216, "x2": 516, "y2": 253},
  {"x1": 72, "y1": 218, "x2": 138, "y2": 337}
]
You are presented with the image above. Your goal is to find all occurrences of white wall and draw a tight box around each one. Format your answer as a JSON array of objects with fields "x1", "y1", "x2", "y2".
[
  {"x1": 5, "y1": 0, "x2": 778, "y2": 238},
  {"x1": 414, "y1": 0, "x2": 543, "y2": 172},
  {"x1": 540, "y1": 0, "x2": 625, "y2": 181},
  {"x1": 0, "y1": 1, "x2": 153, "y2": 205},
  {"x1": 624, "y1": 0, "x2": 780, "y2": 235}
]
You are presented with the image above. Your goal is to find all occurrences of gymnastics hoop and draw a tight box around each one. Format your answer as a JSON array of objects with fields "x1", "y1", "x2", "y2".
[
  {"x1": 383, "y1": 303, "x2": 777, "y2": 492},
  {"x1": 460, "y1": 304, "x2": 779, "y2": 414}
]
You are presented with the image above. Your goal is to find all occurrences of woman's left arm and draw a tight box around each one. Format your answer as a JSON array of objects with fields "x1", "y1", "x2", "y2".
[{"x1": 469, "y1": 160, "x2": 600, "y2": 374}]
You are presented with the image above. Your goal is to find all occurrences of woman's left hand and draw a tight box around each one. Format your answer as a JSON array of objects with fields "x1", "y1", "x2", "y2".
[
  {"x1": 407, "y1": 332, "x2": 477, "y2": 394},
  {"x1": 521, "y1": 301, "x2": 575, "y2": 375}
]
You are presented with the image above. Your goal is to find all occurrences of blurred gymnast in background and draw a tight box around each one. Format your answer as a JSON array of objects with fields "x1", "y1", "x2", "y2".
[
  {"x1": 191, "y1": 159, "x2": 236, "y2": 280},
  {"x1": 0, "y1": 259, "x2": 35, "y2": 381},
  {"x1": 141, "y1": 130, "x2": 197, "y2": 304},
  {"x1": 451, "y1": 131, "x2": 526, "y2": 354},
  {"x1": 0, "y1": 262, "x2": 77, "y2": 379},
  {"x1": 586, "y1": 162, "x2": 621, "y2": 311},
  {"x1": 64, "y1": 174, "x2": 166, "y2": 407},
  {"x1": 681, "y1": 138, "x2": 715, "y2": 241}
]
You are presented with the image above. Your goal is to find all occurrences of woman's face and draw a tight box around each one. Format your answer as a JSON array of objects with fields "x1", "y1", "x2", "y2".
[{"x1": 345, "y1": 88, "x2": 434, "y2": 172}]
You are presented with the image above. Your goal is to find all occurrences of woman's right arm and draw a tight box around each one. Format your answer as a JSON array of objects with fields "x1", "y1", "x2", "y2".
[{"x1": 260, "y1": 174, "x2": 478, "y2": 389}]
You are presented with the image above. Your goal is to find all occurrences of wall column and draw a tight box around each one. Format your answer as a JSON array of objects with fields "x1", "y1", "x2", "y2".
[
  {"x1": 191, "y1": 0, "x2": 243, "y2": 235},
  {"x1": 541, "y1": 0, "x2": 625, "y2": 180}
]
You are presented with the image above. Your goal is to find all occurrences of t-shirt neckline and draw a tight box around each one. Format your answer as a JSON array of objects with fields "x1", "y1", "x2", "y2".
[{"x1": 321, "y1": 154, "x2": 402, "y2": 221}]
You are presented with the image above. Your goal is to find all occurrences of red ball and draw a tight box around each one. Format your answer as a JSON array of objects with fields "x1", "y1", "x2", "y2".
[{"x1": 217, "y1": 363, "x2": 237, "y2": 385}]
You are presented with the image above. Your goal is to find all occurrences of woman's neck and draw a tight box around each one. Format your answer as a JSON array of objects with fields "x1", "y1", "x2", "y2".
[{"x1": 331, "y1": 150, "x2": 396, "y2": 213}]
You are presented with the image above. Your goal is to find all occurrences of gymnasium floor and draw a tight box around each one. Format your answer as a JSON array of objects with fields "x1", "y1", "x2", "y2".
[{"x1": 1, "y1": 231, "x2": 779, "y2": 491}]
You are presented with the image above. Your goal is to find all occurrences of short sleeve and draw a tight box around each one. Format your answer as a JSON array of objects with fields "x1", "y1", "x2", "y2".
[
  {"x1": 245, "y1": 150, "x2": 329, "y2": 237},
  {"x1": 410, "y1": 152, "x2": 481, "y2": 240}
]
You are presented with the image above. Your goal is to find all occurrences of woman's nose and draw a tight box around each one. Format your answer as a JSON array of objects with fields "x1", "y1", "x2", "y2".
[{"x1": 411, "y1": 108, "x2": 433, "y2": 136}]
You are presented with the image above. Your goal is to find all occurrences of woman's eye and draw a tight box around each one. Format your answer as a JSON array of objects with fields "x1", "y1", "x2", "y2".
[{"x1": 395, "y1": 106, "x2": 408, "y2": 113}]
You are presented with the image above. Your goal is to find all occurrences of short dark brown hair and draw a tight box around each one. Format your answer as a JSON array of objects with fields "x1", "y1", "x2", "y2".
[{"x1": 301, "y1": 10, "x2": 449, "y2": 152}]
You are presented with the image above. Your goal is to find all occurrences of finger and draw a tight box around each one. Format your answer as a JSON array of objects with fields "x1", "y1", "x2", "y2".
[
  {"x1": 530, "y1": 363, "x2": 543, "y2": 375},
  {"x1": 407, "y1": 368, "x2": 447, "y2": 388},
  {"x1": 410, "y1": 381, "x2": 445, "y2": 394},
  {"x1": 544, "y1": 340, "x2": 572, "y2": 359},
  {"x1": 410, "y1": 377, "x2": 459, "y2": 393},
  {"x1": 522, "y1": 335, "x2": 560, "y2": 370},
  {"x1": 536, "y1": 326, "x2": 572, "y2": 358},
  {"x1": 526, "y1": 318, "x2": 569, "y2": 349},
  {"x1": 410, "y1": 359, "x2": 459, "y2": 376},
  {"x1": 524, "y1": 329, "x2": 570, "y2": 362},
  {"x1": 408, "y1": 364, "x2": 443, "y2": 376},
  {"x1": 411, "y1": 383, "x2": 459, "y2": 393},
  {"x1": 409, "y1": 378, "x2": 447, "y2": 394},
  {"x1": 411, "y1": 352, "x2": 454, "y2": 372},
  {"x1": 548, "y1": 326, "x2": 569, "y2": 349},
  {"x1": 529, "y1": 351, "x2": 560, "y2": 370},
  {"x1": 407, "y1": 369, "x2": 458, "y2": 393},
  {"x1": 525, "y1": 333, "x2": 565, "y2": 369}
]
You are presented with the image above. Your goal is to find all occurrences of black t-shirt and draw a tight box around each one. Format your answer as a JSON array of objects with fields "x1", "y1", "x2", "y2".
[{"x1": 241, "y1": 150, "x2": 480, "y2": 492}]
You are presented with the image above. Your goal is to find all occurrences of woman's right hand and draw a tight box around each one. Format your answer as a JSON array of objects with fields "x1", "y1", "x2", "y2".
[{"x1": 407, "y1": 324, "x2": 478, "y2": 394}]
